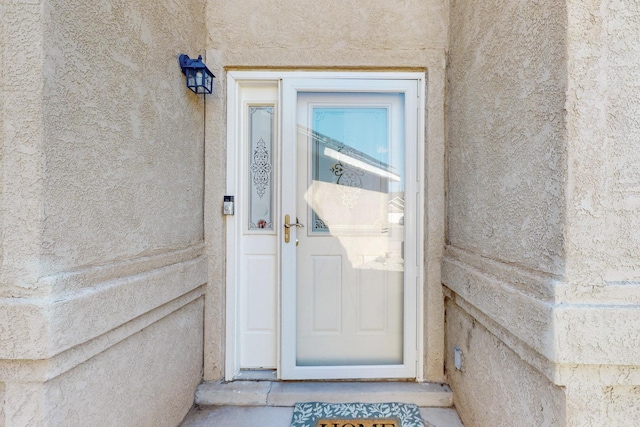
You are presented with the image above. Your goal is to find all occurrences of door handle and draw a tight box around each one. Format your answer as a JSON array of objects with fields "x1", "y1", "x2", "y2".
[{"x1": 284, "y1": 214, "x2": 304, "y2": 243}]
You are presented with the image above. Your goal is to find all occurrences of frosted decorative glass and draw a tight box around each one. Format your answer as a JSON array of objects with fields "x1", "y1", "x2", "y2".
[{"x1": 248, "y1": 106, "x2": 274, "y2": 231}]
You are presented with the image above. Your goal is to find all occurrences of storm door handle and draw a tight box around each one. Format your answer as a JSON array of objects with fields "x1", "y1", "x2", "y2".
[{"x1": 284, "y1": 214, "x2": 304, "y2": 243}]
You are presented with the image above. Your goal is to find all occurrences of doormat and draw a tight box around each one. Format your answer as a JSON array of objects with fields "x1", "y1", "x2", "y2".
[{"x1": 290, "y1": 402, "x2": 426, "y2": 427}]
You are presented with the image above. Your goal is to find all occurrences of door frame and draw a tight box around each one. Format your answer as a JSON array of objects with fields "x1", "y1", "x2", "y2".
[{"x1": 225, "y1": 71, "x2": 426, "y2": 381}]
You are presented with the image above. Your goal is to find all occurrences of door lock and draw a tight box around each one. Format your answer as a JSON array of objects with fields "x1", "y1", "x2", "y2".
[{"x1": 284, "y1": 214, "x2": 304, "y2": 243}]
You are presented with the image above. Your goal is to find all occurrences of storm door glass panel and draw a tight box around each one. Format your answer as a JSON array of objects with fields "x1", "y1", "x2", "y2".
[
  {"x1": 295, "y1": 92, "x2": 405, "y2": 366},
  {"x1": 247, "y1": 106, "x2": 274, "y2": 231}
]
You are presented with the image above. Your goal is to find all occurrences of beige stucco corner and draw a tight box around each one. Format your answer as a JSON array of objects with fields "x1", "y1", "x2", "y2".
[
  {"x1": 445, "y1": 0, "x2": 640, "y2": 426},
  {"x1": 1, "y1": 0, "x2": 208, "y2": 425},
  {"x1": 3, "y1": 299, "x2": 204, "y2": 427}
]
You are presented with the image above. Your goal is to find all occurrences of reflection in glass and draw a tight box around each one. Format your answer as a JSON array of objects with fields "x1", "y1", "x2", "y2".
[{"x1": 296, "y1": 94, "x2": 406, "y2": 367}]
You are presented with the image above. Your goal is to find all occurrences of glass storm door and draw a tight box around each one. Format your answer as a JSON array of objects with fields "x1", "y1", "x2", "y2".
[{"x1": 281, "y1": 78, "x2": 419, "y2": 379}]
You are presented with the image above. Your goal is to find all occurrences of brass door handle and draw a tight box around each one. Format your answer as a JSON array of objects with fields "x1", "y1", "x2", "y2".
[{"x1": 284, "y1": 214, "x2": 304, "y2": 243}]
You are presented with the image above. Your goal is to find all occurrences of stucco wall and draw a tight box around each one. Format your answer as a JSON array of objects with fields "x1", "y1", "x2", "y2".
[
  {"x1": 1, "y1": 0, "x2": 208, "y2": 425},
  {"x1": 44, "y1": 300, "x2": 203, "y2": 427},
  {"x1": 5, "y1": 299, "x2": 203, "y2": 427},
  {"x1": 1, "y1": 0, "x2": 46, "y2": 295},
  {"x1": 40, "y1": 0, "x2": 206, "y2": 279},
  {"x1": 0, "y1": 383, "x2": 4, "y2": 427},
  {"x1": 0, "y1": 0, "x2": 4, "y2": 282},
  {"x1": 203, "y1": 0, "x2": 448, "y2": 381},
  {"x1": 445, "y1": 0, "x2": 568, "y2": 382},
  {"x1": 447, "y1": 0, "x2": 567, "y2": 276},
  {"x1": 2, "y1": 0, "x2": 207, "y2": 298},
  {"x1": 208, "y1": 0, "x2": 447, "y2": 66},
  {"x1": 604, "y1": 1, "x2": 640, "y2": 282},
  {"x1": 564, "y1": 0, "x2": 640, "y2": 288},
  {"x1": 446, "y1": 298, "x2": 566, "y2": 427},
  {"x1": 446, "y1": 0, "x2": 640, "y2": 425}
]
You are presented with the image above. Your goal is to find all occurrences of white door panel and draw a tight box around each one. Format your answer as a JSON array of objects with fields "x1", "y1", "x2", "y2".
[
  {"x1": 281, "y1": 80, "x2": 419, "y2": 379},
  {"x1": 237, "y1": 84, "x2": 279, "y2": 370}
]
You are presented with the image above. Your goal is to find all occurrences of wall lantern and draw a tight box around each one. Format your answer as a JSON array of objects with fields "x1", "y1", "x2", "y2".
[{"x1": 178, "y1": 54, "x2": 215, "y2": 94}]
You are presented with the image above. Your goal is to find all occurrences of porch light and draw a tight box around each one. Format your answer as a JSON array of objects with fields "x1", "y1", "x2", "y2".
[{"x1": 178, "y1": 54, "x2": 215, "y2": 94}]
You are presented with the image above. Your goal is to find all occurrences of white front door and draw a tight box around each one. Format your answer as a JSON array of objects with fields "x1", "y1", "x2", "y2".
[
  {"x1": 280, "y1": 78, "x2": 420, "y2": 379},
  {"x1": 226, "y1": 73, "x2": 423, "y2": 381}
]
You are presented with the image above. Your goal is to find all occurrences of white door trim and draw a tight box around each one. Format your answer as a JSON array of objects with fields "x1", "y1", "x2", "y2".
[
  {"x1": 225, "y1": 71, "x2": 426, "y2": 381},
  {"x1": 225, "y1": 72, "x2": 241, "y2": 380}
]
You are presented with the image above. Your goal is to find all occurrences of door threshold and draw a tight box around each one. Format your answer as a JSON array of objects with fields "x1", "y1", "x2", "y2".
[
  {"x1": 195, "y1": 380, "x2": 453, "y2": 407},
  {"x1": 234, "y1": 369, "x2": 277, "y2": 381}
]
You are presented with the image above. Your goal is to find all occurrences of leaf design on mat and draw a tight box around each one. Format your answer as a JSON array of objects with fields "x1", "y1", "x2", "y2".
[
  {"x1": 379, "y1": 403, "x2": 393, "y2": 417},
  {"x1": 313, "y1": 404, "x2": 325, "y2": 417},
  {"x1": 354, "y1": 403, "x2": 368, "y2": 415},
  {"x1": 322, "y1": 405, "x2": 332, "y2": 417},
  {"x1": 291, "y1": 402, "x2": 425, "y2": 427},
  {"x1": 290, "y1": 405, "x2": 312, "y2": 426}
]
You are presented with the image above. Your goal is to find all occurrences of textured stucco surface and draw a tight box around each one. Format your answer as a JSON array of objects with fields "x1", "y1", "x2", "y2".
[
  {"x1": 443, "y1": 246, "x2": 640, "y2": 367},
  {"x1": 208, "y1": 0, "x2": 447, "y2": 65},
  {"x1": 203, "y1": 0, "x2": 448, "y2": 382},
  {"x1": 0, "y1": 0, "x2": 5, "y2": 293},
  {"x1": 447, "y1": 0, "x2": 567, "y2": 276},
  {"x1": 0, "y1": 383, "x2": 4, "y2": 427},
  {"x1": 0, "y1": 252, "x2": 207, "y2": 360},
  {"x1": 564, "y1": 0, "x2": 640, "y2": 287},
  {"x1": 447, "y1": 293, "x2": 640, "y2": 427},
  {"x1": 3, "y1": 0, "x2": 207, "y2": 295},
  {"x1": 40, "y1": 0, "x2": 206, "y2": 277},
  {"x1": 47, "y1": 300, "x2": 202, "y2": 427},
  {"x1": 7, "y1": 299, "x2": 203, "y2": 427},
  {"x1": 604, "y1": 386, "x2": 640, "y2": 424},
  {"x1": 604, "y1": 0, "x2": 640, "y2": 281},
  {"x1": 2, "y1": 0, "x2": 46, "y2": 292},
  {"x1": 445, "y1": 0, "x2": 640, "y2": 426},
  {"x1": 446, "y1": 299, "x2": 566, "y2": 427},
  {"x1": 1, "y1": 0, "x2": 208, "y2": 425}
]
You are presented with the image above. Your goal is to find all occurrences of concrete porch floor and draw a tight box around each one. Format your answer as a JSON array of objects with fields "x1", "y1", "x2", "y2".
[{"x1": 179, "y1": 381, "x2": 464, "y2": 426}]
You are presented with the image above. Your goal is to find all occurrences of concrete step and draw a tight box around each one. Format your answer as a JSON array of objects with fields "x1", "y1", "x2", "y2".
[{"x1": 195, "y1": 381, "x2": 453, "y2": 408}]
